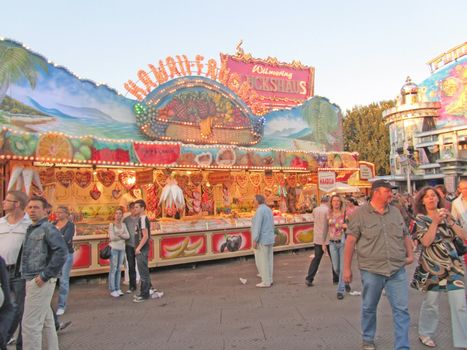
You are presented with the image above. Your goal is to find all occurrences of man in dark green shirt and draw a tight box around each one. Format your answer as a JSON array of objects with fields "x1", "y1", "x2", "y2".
[{"x1": 343, "y1": 180, "x2": 413, "y2": 350}]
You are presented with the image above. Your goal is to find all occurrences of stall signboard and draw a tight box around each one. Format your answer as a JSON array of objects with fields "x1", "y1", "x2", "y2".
[
  {"x1": 318, "y1": 171, "x2": 335, "y2": 192},
  {"x1": 212, "y1": 231, "x2": 251, "y2": 254},
  {"x1": 221, "y1": 53, "x2": 314, "y2": 110},
  {"x1": 135, "y1": 169, "x2": 154, "y2": 185},
  {"x1": 359, "y1": 161, "x2": 375, "y2": 180},
  {"x1": 208, "y1": 171, "x2": 233, "y2": 185},
  {"x1": 134, "y1": 143, "x2": 180, "y2": 165}
]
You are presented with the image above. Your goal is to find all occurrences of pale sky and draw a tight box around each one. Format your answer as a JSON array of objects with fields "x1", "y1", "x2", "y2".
[{"x1": 1, "y1": 0, "x2": 466, "y2": 112}]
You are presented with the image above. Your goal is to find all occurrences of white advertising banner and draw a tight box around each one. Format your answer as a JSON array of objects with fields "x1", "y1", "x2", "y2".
[{"x1": 318, "y1": 171, "x2": 336, "y2": 192}]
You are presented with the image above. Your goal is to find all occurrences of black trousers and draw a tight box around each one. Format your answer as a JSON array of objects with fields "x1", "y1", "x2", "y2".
[
  {"x1": 125, "y1": 245, "x2": 137, "y2": 290},
  {"x1": 136, "y1": 247, "x2": 150, "y2": 298},
  {"x1": 7, "y1": 273, "x2": 25, "y2": 350},
  {"x1": 306, "y1": 244, "x2": 338, "y2": 283}
]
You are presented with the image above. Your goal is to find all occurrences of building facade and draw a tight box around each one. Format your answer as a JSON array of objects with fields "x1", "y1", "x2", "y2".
[{"x1": 382, "y1": 42, "x2": 466, "y2": 194}]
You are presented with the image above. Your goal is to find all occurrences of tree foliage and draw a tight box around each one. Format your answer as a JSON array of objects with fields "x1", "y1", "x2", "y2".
[{"x1": 343, "y1": 100, "x2": 395, "y2": 175}]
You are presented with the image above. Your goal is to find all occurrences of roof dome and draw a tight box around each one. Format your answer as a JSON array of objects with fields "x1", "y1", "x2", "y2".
[{"x1": 400, "y1": 76, "x2": 418, "y2": 95}]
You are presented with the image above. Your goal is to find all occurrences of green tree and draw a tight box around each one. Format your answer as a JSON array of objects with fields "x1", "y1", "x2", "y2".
[
  {"x1": 0, "y1": 40, "x2": 48, "y2": 104},
  {"x1": 343, "y1": 100, "x2": 395, "y2": 175}
]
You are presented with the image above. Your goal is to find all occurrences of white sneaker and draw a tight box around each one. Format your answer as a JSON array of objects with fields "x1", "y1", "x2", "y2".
[
  {"x1": 110, "y1": 291, "x2": 120, "y2": 298},
  {"x1": 151, "y1": 291, "x2": 164, "y2": 299},
  {"x1": 56, "y1": 308, "x2": 65, "y2": 316},
  {"x1": 117, "y1": 290, "x2": 124, "y2": 296},
  {"x1": 149, "y1": 288, "x2": 155, "y2": 295},
  {"x1": 7, "y1": 337, "x2": 16, "y2": 345}
]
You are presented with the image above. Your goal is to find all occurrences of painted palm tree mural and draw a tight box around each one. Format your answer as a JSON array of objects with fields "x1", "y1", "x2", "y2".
[{"x1": 0, "y1": 40, "x2": 49, "y2": 104}]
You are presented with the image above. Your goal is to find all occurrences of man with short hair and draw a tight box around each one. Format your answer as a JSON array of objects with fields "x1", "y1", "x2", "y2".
[
  {"x1": 0, "y1": 190, "x2": 31, "y2": 349},
  {"x1": 452, "y1": 178, "x2": 467, "y2": 265},
  {"x1": 305, "y1": 196, "x2": 338, "y2": 287},
  {"x1": 452, "y1": 179, "x2": 467, "y2": 229},
  {"x1": 343, "y1": 180, "x2": 414, "y2": 350},
  {"x1": 252, "y1": 194, "x2": 275, "y2": 288},
  {"x1": 123, "y1": 202, "x2": 139, "y2": 293},
  {"x1": 132, "y1": 200, "x2": 163, "y2": 302},
  {"x1": 21, "y1": 196, "x2": 67, "y2": 350}
]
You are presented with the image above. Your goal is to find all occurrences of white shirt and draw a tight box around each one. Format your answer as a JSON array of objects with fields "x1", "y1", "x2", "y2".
[
  {"x1": 0, "y1": 214, "x2": 32, "y2": 265},
  {"x1": 451, "y1": 195, "x2": 467, "y2": 229}
]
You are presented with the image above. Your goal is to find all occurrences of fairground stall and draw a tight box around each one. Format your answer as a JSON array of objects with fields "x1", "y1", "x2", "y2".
[{"x1": 0, "y1": 39, "x2": 369, "y2": 276}]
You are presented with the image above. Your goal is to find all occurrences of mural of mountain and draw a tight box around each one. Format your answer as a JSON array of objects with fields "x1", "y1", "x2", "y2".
[
  {"x1": 0, "y1": 96, "x2": 48, "y2": 116},
  {"x1": 289, "y1": 128, "x2": 312, "y2": 139},
  {"x1": 56, "y1": 103, "x2": 122, "y2": 123}
]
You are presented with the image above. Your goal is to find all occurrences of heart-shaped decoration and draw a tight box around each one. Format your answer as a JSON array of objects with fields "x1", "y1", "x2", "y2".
[
  {"x1": 89, "y1": 184, "x2": 101, "y2": 200},
  {"x1": 111, "y1": 183, "x2": 122, "y2": 200},
  {"x1": 249, "y1": 173, "x2": 262, "y2": 187},
  {"x1": 154, "y1": 171, "x2": 168, "y2": 187},
  {"x1": 264, "y1": 173, "x2": 274, "y2": 188},
  {"x1": 286, "y1": 174, "x2": 297, "y2": 187},
  {"x1": 75, "y1": 171, "x2": 92, "y2": 189},
  {"x1": 97, "y1": 170, "x2": 116, "y2": 187},
  {"x1": 236, "y1": 173, "x2": 248, "y2": 189},
  {"x1": 56, "y1": 171, "x2": 74, "y2": 188},
  {"x1": 118, "y1": 172, "x2": 136, "y2": 190},
  {"x1": 190, "y1": 172, "x2": 203, "y2": 186},
  {"x1": 299, "y1": 174, "x2": 309, "y2": 186},
  {"x1": 39, "y1": 167, "x2": 55, "y2": 185}
]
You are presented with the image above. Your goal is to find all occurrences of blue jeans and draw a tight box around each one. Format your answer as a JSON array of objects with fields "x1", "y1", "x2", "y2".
[
  {"x1": 57, "y1": 252, "x2": 73, "y2": 310},
  {"x1": 329, "y1": 240, "x2": 345, "y2": 294},
  {"x1": 360, "y1": 267, "x2": 410, "y2": 350},
  {"x1": 136, "y1": 246, "x2": 150, "y2": 298},
  {"x1": 108, "y1": 249, "x2": 125, "y2": 292}
]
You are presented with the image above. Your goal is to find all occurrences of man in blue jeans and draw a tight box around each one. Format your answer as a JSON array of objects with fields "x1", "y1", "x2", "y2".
[{"x1": 343, "y1": 180, "x2": 414, "y2": 350}]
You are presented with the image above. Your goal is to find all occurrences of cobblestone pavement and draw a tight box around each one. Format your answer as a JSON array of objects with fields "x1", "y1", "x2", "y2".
[{"x1": 16, "y1": 249, "x2": 464, "y2": 350}]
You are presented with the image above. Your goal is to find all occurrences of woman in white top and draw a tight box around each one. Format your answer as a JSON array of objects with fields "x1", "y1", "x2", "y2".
[{"x1": 108, "y1": 207, "x2": 129, "y2": 298}]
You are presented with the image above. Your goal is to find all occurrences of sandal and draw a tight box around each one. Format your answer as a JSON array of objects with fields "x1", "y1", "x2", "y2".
[{"x1": 419, "y1": 335, "x2": 436, "y2": 348}]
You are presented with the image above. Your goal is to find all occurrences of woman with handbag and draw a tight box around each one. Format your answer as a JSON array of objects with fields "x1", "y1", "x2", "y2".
[
  {"x1": 413, "y1": 186, "x2": 467, "y2": 349},
  {"x1": 108, "y1": 208, "x2": 129, "y2": 298}
]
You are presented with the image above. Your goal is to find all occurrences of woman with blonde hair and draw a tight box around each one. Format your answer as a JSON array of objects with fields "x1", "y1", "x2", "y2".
[
  {"x1": 108, "y1": 207, "x2": 129, "y2": 298},
  {"x1": 328, "y1": 194, "x2": 346, "y2": 300}
]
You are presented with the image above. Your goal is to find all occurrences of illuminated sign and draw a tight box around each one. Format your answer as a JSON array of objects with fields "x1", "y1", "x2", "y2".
[{"x1": 221, "y1": 53, "x2": 314, "y2": 110}]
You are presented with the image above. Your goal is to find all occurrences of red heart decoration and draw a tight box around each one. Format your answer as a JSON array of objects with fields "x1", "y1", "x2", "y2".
[
  {"x1": 90, "y1": 184, "x2": 101, "y2": 200},
  {"x1": 111, "y1": 183, "x2": 122, "y2": 200},
  {"x1": 190, "y1": 172, "x2": 203, "y2": 186},
  {"x1": 97, "y1": 170, "x2": 116, "y2": 187},
  {"x1": 75, "y1": 171, "x2": 92, "y2": 189},
  {"x1": 119, "y1": 172, "x2": 136, "y2": 190},
  {"x1": 56, "y1": 171, "x2": 74, "y2": 188}
]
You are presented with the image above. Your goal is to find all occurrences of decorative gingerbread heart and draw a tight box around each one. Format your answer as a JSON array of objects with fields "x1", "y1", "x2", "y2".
[
  {"x1": 111, "y1": 183, "x2": 122, "y2": 200},
  {"x1": 75, "y1": 171, "x2": 92, "y2": 189},
  {"x1": 97, "y1": 170, "x2": 115, "y2": 187},
  {"x1": 39, "y1": 167, "x2": 55, "y2": 186},
  {"x1": 154, "y1": 171, "x2": 168, "y2": 187},
  {"x1": 299, "y1": 174, "x2": 309, "y2": 186},
  {"x1": 249, "y1": 173, "x2": 262, "y2": 187},
  {"x1": 118, "y1": 171, "x2": 136, "y2": 190},
  {"x1": 56, "y1": 171, "x2": 74, "y2": 188},
  {"x1": 236, "y1": 173, "x2": 248, "y2": 189},
  {"x1": 190, "y1": 172, "x2": 203, "y2": 186},
  {"x1": 264, "y1": 173, "x2": 274, "y2": 188},
  {"x1": 89, "y1": 184, "x2": 101, "y2": 200},
  {"x1": 286, "y1": 174, "x2": 297, "y2": 187}
]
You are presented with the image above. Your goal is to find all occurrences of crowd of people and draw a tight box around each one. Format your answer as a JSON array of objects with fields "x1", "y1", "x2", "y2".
[
  {"x1": 0, "y1": 195, "x2": 163, "y2": 350},
  {"x1": 0, "y1": 179, "x2": 466, "y2": 350}
]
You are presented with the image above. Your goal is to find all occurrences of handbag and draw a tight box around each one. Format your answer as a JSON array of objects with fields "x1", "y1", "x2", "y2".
[
  {"x1": 453, "y1": 236, "x2": 467, "y2": 256},
  {"x1": 99, "y1": 244, "x2": 111, "y2": 259},
  {"x1": 410, "y1": 264, "x2": 429, "y2": 292}
]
